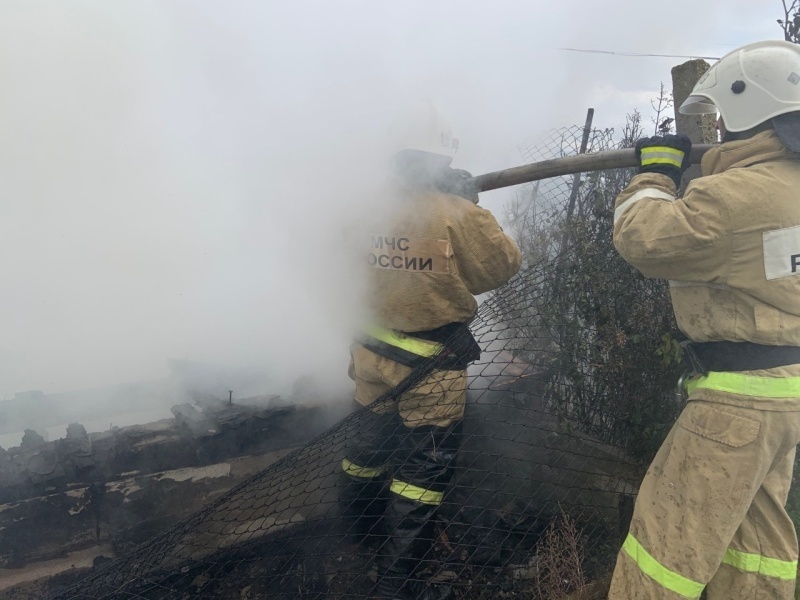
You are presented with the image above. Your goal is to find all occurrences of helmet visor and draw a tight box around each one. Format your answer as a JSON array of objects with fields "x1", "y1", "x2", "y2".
[{"x1": 679, "y1": 94, "x2": 717, "y2": 115}]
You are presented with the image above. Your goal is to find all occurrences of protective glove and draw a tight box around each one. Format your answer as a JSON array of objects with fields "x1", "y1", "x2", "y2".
[
  {"x1": 450, "y1": 168, "x2": 479, "y2": 204},
  {"x1": 634, "y1": 133, "x2": 692, "y2": 188},
  {"x1": 432, "y1": 167, "x2": 479, "y2": 203}
]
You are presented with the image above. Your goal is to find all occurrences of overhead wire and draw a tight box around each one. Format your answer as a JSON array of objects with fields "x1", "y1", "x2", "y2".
[{"x1": 559, "y1": 47, "x2": 720, "y2": 60}]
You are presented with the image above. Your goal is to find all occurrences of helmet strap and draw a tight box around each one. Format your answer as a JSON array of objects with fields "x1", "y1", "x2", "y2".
[{"x1": 722, "y1": 120, "x2": 774, "y2": 144}]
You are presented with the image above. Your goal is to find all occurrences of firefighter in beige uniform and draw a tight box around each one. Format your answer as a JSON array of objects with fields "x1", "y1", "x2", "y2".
[
  {"x1": 340, "y1": 106, "x2": 521, "y2": 600},
  {"x1": 609, "y1": 41, "x2": 800, "y2": 599}
]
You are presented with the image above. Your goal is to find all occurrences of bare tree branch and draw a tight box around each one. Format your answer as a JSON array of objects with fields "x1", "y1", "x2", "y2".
[
  {"x1": 650, "y1": 82, "x2": 674, "y2": 135},
  {"x1": 779, "y1": 0, "x2": 800, "y2": 43}
]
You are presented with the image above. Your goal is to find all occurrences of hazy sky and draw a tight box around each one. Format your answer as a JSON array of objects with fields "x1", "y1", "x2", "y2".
[{"x1": 0, "y1": 1, "x2": 778, "y2": 400}]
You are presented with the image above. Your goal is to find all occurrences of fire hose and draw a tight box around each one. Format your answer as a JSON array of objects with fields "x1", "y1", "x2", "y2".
[{"x1": 470, "y1": 144, "x2": 714, "y2": 193}]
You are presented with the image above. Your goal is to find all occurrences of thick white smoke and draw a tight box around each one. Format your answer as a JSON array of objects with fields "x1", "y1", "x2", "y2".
[{"x1": 0, "y1": 1, "x2": 776, "y2": 425}]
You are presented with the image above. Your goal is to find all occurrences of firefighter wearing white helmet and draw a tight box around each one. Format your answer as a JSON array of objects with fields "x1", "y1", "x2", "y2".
[
  {"x1": 609, "y1": 39, "x2": 800, "y2": 599},
  {"x1": 391, "y1": 98, "x2": 458, "y2": 162},
  {"x1": 681, "y1": 40, "x2": 800, "y2": 144},
  {"x1": 387, "y1": 99, "x2": 477, "y2": 202},
  {"x1": 340, "y1": 101, "x2": 521, "y2": 600}
]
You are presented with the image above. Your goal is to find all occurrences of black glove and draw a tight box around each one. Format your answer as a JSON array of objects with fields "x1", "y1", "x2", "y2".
[
  {"x1": 635, "y1": 133, "x2": 692, "y2": 188},
  {"x1": 434, "y1": 167, "x2": 479, "y2": 203},
  {"x1": 450, "y1": 168, "x2": 479, "y2": 204}
]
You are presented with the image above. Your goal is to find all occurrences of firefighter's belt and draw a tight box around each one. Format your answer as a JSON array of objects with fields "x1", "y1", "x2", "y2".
[
  {"x1": 682, "y1": 341, "x2": 800, "y2": 375},
  {"x1": 359, "y1": 326, "x2": 466, "y2": 370}
]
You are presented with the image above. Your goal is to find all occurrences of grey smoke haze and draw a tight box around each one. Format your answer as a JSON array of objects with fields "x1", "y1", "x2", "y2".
[{"x1": 0, "y1": 1, "x2": 776, "y2": 401}]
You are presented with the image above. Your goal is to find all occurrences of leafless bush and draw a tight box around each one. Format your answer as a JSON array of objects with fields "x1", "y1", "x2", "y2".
[
  {"x1": 533, "y1": 512, "x2": 586, "y2": 600},
  {"x1": 651, "y1": 83, "x2": 674, "y2": 135},
  {"x1": 500, "y1": 113, "x2": 683, "y2": 462}
]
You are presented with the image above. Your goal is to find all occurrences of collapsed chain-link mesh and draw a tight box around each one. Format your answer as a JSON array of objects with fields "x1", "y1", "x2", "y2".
[{"x1": 52, "y1": 122, "x2": 682, "y2": 599}]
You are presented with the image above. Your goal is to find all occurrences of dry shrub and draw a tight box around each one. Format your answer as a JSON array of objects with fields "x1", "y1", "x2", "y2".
[{"x1": 533, "y1": 512, "x2": 586, "y2": 600}]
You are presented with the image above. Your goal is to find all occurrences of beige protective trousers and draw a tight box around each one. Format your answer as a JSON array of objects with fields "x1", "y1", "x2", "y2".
[{"x1": 609, "y1": 399, "x2": 800, "y2": 599}]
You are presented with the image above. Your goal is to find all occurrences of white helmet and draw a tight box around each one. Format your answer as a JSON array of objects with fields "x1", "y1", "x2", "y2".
[
  {"x1": 679, "y1": 40, "x2": 800, "y2": 132},
  {"x1": 389, "y1": 99, "x2": 459, "y2": 164}
]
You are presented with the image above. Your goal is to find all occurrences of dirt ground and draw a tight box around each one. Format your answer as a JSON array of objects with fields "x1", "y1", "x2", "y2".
[{"x1": 143, "y1": 519, "x2": 615, "y2": 600}]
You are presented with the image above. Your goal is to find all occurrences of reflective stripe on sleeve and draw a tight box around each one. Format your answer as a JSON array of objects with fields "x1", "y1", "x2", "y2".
[
  {"x1": 614, "y1": 188, "x2": 676, "y2": 225},
  {"x1": 341, "y1": 458, "x2": 387, "y2": 479},
  {"x1": 389, "y1": 479, "x2": 444, "y2": 505},
  {"x1": 640, "y1": 146, "x2": 685, "y2": 168},
  {"x1": 722, "y1": 548, "x2": 798, "y2": 580},
  {"x1": 685, "y1": 372, "x2": 800, "y2": 398},
  {"x1": 621, "y1": 534, "x2": 705, "y2": 598},
  {"x1": 365, "y1": 326, "x2": 444, "y2": 358}
]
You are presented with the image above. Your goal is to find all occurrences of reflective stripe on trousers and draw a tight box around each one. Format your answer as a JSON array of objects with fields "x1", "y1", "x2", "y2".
[
  {"x1": 342, "y1": 460, "x2": 444, "y2": 505},
  {"x1": 622, "y1": 534, "x2": 705, "y2": 598},
  {"x1": 622, "y1": 535, "x2": 797, "y2": 598},
  {"x1": 341, "y1": 458, "x2": 387, "y2": 479},
  {"x1": 722, "y1": 548, "x2": 798, "y2": 581},
  {"x1": 389, "y1": 478, "x2": 443, "y2": 505}
]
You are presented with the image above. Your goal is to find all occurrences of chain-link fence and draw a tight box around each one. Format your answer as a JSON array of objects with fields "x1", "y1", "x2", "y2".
[{"x1": 51, "y1": 121, "x2": 682, "y2": 599}]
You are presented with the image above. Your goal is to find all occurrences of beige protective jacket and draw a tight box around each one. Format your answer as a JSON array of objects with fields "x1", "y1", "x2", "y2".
[
  {"x1": 614, "y1": 130, "x2": 800, "y2": 410},
  {"x1": 367, "y1": 190, "x2": 521, "y2": 332},
  {"x1": 615, "y1": 130, "x2": 800, "y2": 344}
]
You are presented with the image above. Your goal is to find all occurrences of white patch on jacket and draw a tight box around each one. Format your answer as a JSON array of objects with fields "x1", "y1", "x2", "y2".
[{"x1": 763, "y1": 225, "x2": 800, "y2": 281}]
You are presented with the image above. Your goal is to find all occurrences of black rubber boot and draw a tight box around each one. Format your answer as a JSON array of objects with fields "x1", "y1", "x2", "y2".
[
  {"x1": 339, "y1": 474, "x2": 389, "y2": 543},
  {"x1": 373, "y1": 495, "x2": 454, "y2": 599},
  {"x1": 374, "y1": 423, "x2": 461, "y2": 600},
  {"x1": 340, "y1": 411, "x2": 402, "y2": 544}
]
